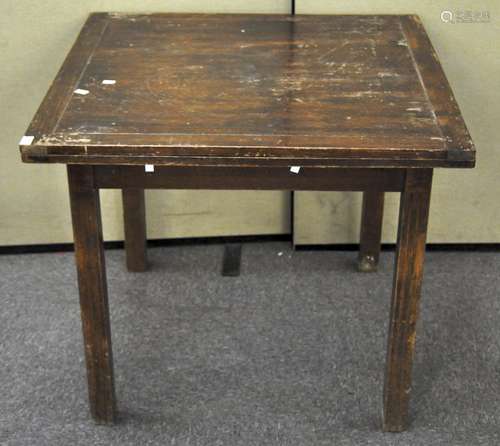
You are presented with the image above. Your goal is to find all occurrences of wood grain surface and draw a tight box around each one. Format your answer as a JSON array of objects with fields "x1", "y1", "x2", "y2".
[
  {"x1": 383, "y1": 168, "x2": 433, "y2": 431},
  {"x1": 122, "y1": 188, "x2": 147, "y2": 272},
  {"x1": 358, "y1": 191, "x2": 385, "y2": 272},
  {"x1": 67, "y1": 165, "x2": 116, "y2": 423},
  {"x1": 20, "y1": 13, "x2": 474, "y2": 168}
]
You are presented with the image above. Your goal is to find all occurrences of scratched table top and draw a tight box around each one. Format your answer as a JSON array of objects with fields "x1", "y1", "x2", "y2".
[{"x1": 20, "y1": 13, "x2": 474, "y2": 168}]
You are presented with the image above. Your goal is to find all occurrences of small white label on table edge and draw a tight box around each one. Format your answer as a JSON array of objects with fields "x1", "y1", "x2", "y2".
[
  {"x1": 19, "y1": 135, "x2": 35, "y2": 145},
  {"x1": 74, "y1": 89, "x2": 90, "y2": 95}
]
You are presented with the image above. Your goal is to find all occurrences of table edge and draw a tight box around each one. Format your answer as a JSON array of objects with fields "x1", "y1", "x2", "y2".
[{"x1": 399, "y1": 15, "x2": 476, "y2": 164}]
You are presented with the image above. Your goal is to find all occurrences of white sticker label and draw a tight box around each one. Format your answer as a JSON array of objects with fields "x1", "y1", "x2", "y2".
[
  {"x1": 19, "y1": 135, "x2": 35, "y2": 145},
  {"x1": 145, "y1": 164, "x2": 155, "y2": 173},
  {"x1": 290, "y1": 166, "x2": 301, "y2": 174},
  {"x1": 102, "y1": 80, "x2": 116, "y2": 85},
  {"x1": 74, "y1": 88, "x2": 90, "y2": 95}
]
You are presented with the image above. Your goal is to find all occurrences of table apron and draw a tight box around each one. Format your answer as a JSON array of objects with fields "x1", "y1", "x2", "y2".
[{"x1": 91, "y1": 165, "x2": 406, "y2": 191}]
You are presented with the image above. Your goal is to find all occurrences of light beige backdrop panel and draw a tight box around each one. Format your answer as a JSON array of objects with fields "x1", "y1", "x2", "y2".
[
  {"x1": 294, "y1": 0, "x2": 499, "y2": 244},
  {"x1": 0, "y1": 0, "x2": 290, "y2": 246}
]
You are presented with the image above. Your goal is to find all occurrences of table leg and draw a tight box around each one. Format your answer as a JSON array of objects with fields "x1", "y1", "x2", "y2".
[
  {"x1": 383, "y1": 169, "x2": 432, "y2": 431},
  {"x1": 68, "y1": 165, "x2": 116, "y2": 424},
  {"x1": 122, "y1": 188, "x2": 148, "y2": 272},
  {"x1": 358, "y1": 191, "x2": 384, "y2": 272}
]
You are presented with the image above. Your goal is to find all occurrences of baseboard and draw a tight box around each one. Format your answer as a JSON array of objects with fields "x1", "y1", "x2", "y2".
[
  {"x1": 0, "y1": 234, "x2": 290, "y2": 255},
  {"x1": 0, "y1": 236, "x2": 498, "y2": 255},
  {"x1": 295, "y1": 243, "x2": 500, "y2": 252}
]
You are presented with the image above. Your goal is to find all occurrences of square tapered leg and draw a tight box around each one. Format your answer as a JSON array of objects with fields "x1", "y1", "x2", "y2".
[
  {"x1": 68, "y1": 165, "x2": 116, "y2": 424},
  {"x1": 383, "y1": 169, "x2": 432, "y2": 431},
  {"x1": 122, "y1": 188, "x2": 148, "y2": 272},
  {"x1": 358, "y1": 191, "x2": 384, "y2": 272}
]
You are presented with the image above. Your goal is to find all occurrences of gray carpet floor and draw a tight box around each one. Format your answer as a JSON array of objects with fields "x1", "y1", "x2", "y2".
[{"x1": 1, "y1": 242, "x2": 499, "y2": 445}]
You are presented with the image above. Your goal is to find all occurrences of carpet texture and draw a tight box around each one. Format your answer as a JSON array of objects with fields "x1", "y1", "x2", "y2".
[{"x1": 1, "y1": 242, "x2": 499, "y2": 445}]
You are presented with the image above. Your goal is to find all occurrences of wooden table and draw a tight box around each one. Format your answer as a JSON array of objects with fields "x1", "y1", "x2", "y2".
[{"x1": 20, "y1": 13, "x2": 475, "y2": 431}]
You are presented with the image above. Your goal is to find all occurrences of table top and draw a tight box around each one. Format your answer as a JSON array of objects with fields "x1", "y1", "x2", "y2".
[{"x1": 20, "y1": 13, "x2": 475, "y2": 168}]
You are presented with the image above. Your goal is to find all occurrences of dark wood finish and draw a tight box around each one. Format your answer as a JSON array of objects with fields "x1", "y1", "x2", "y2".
[
  {"x1": 399, "y1": 16, "x2": 474, "y2": 163},
  {"x1": 23, "y1": 13, "x2": 110, "y2": 141},
  {"x1": 122, "y1": 188, "x2": 147, "y2": 272},
  {"x1": 221, "y1": 244, "x2": 242, "y2": 277},
  {"x1": 20, "y1": 13, "x2": 475, "y2": 168},
  {"x1": 93, "y1": 166, "x2": 405, "y2": 191},
  {"x1": 20, "y1": 12, "x2": 475, "y2": 432},
  {"x1": 67, "y1": 165, "x2": 116, "y2": 424},
  {"x1": 383, "y1": 169, "x2": 432, "y2": 432},
  {"x1": 23, "y1": 151, "x2": 472, "y2": 168},
  {"x1": 358, "y1": 191, "x2": 384, "y2": 272}
]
